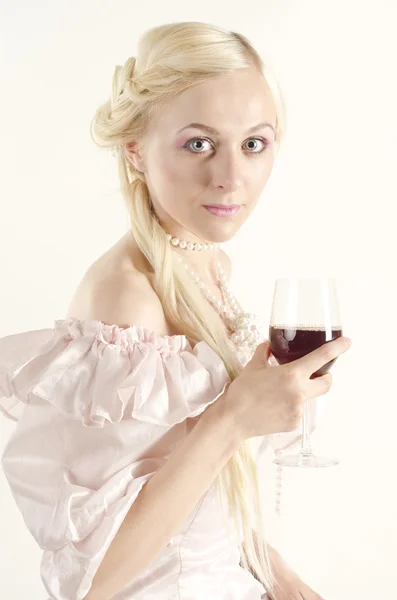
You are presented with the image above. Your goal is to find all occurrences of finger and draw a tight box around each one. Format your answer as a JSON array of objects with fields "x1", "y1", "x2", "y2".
[
  {"x1": 268, "y1": 351, "x2": 279, "y2": 366},
  {"x1": 251, "y1": 340, "x2": 273, "y2": 368},
  {"x1": 310, "y1": 371, "x2": 333, "y2": 397},
  {"x1": 291, "y1": 336, "x2": 351, "y2": 377}
]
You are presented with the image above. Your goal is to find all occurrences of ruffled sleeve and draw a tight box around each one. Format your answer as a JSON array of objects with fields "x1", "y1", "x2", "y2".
[
  {"x1": 0, "y1": 318, "x2": 230, "y2": 600},
  {"x1": 0, "y1": 317, "x2": 230, "y2": 426}
]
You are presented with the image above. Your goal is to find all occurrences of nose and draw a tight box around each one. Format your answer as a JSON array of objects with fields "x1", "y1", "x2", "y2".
[{"x1": 209, "y1": 149, "x2": 243, "y2": 193}]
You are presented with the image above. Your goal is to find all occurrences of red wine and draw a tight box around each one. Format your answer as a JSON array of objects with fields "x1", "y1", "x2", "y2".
[{"x1": 269, "y1": 325, "x2": 343, "y2": 378}]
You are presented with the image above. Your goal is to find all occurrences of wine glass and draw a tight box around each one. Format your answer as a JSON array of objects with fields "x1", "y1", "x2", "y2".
[{"x1": 269, "y1": 278, "x2": 343, "y2": 468}]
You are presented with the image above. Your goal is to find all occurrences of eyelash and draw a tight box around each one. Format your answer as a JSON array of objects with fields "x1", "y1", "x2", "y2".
[{"x1": 183, "y1": 136, "x2": 270, "y2": 156}]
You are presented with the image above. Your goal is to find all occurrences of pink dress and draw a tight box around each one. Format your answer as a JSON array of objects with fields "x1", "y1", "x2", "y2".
[{"x1": 0, "y1": 318, "x2": 323, "y2": 600}]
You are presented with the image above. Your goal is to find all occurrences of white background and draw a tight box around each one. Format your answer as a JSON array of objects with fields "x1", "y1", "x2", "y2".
[{"x1": 1, "y1": 1, "x2": 396, "y2": 598}]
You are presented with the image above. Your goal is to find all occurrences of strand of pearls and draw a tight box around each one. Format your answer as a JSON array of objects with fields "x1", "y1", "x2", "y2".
[
  {"x1": 168, "y1": 233, "x2": 283, "y2": 517},
  {"x1": 166, "y1": 233, "x2": 220, "y2": 252},
  {"x1": 176, "y1": 256, "x2": 264, "y2": 353},
  {"x1": 179, "y1": 255, "x2": 284, "y2": 516},
  {"x1": 275, "y1": 451, "x2": 283, "y2": 517}
]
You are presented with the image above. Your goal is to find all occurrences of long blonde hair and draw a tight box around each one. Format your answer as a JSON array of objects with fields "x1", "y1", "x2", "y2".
[{"x1": 91, "y1": 21, "x2": 286, "y2": 593}]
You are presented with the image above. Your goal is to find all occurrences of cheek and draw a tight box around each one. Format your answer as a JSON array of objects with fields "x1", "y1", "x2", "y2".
[
  {"x1": 252, "y1": 158, "x2": 274, "y2": 186},
  {"x1": 165, "y1": 164, "x2": 185, "y2": 186},
  {"x1": 160, "y1": 155, "x2": 193, "y2": 185},
  {"x1": 151, "y1": 152, "x2": 182, "y2": 185}
]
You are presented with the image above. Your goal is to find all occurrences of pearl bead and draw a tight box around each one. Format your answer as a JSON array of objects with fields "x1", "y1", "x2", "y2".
[
  {"x1": 166, "y1": 232, "x2": 222, "y2": 252},
  {"x1": 176, "y1": 256, "x2": 265, "y2": 357}
]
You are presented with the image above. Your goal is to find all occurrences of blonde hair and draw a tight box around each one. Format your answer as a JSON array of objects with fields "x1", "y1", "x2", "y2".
[{"x1": 91, "y1": 21, "x2": 286, "y2": 594}]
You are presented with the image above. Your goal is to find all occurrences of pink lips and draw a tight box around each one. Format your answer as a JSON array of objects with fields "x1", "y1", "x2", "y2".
[{"x1": 203, "y1": 205, "x2": 241, "y2": 217}]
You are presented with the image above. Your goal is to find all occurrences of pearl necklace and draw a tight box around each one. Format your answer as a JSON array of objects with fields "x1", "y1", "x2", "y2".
[
  {"x1": 165, "y1": 233, "x2": 265, "y2": 353},
  {"x1": 176, "y1": 255, "x2": 265, "y2": 355},
  {"x1": 166, "y1": 233, "x2": 220, "y2": 252},
  {"x1": 167, "y1": 231, "x2": 283, "y2": 517}
]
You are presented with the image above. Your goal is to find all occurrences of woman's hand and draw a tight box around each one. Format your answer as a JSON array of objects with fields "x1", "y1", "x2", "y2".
[
  {"x1": 222, "y1": 336, "x2": 351, "y2": 441},
  {"x1": 267, "y1": 545, "x2": 326, "y2": 600}
]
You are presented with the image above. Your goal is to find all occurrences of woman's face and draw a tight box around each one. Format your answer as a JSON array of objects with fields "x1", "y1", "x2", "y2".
[{"x1": 126, "y1": 66, "x2": 278, "y2": 244}]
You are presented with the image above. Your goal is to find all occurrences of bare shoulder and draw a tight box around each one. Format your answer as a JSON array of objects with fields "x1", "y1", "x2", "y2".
[
  {"x1": 65, "y1": 233, "x2": 178, "y2": 336},
  {"x1": 66, "y1": 271, "x2": 159, "y2": 331}
]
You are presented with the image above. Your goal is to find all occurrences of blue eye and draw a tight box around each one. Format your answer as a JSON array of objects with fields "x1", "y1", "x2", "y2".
[{"x1": 184, "y1": 137, "x2": 269, "y2": 155}]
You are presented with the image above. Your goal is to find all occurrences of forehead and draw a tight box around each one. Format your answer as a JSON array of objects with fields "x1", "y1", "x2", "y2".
[{"x1": 147, "y1": 68, "x2": 277, "y2": 135}]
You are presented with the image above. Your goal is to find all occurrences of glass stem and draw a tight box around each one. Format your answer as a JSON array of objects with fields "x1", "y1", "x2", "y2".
[{"x1": 300, "y1": 399, "x2": 312, "y2": 455}]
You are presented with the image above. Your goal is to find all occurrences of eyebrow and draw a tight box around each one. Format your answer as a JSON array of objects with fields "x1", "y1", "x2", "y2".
[{"x1": 177, "y1": 122, "x2": 275, "y2": 135}]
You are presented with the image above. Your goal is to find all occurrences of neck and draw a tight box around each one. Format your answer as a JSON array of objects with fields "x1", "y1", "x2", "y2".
[
  {"x1": 124, "y1": 228, "x2": 222, "y2": 284},
  {"x1": 162, "y1": 224, "x2": 223, "y2": 283},
  {"x1": 172, "y1": 245, "x2": 222, "y2": 283}
]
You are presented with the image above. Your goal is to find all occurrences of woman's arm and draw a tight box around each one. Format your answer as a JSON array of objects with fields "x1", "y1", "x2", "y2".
[
  {"x1": 250, "y1": 529, "x2": 294, "y2": 581},
  {"x1": 250, "y1": 531, "x2": 326, "y2": 600},
  {"x1": 84, "y1": 396, "x2": 240, "y2": 600}
]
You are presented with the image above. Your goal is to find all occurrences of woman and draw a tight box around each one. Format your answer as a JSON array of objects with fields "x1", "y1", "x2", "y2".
[{"x1": 0, "y1": 21, "x2": 351, "y2": 600}]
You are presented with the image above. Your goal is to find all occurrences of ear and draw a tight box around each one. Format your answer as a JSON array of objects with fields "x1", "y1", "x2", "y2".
[{"x1": 123, "y1": 141, "x2": 146, "y2": 173}]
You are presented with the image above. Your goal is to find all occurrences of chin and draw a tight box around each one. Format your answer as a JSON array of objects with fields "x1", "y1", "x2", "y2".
[
  {"x1": 216, "y1": 231, "x2": 236, "y2": 243},
  {"x1": 202, "y1": 227, "x2": 238, "y2": 244}
]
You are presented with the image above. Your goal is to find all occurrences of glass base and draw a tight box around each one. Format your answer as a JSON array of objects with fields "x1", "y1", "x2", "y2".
[{"x1": 273, "y1": 453, "x2": 340, "y2": 468}]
